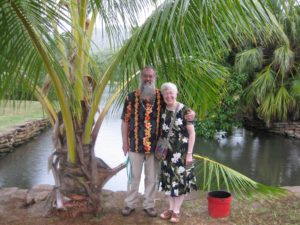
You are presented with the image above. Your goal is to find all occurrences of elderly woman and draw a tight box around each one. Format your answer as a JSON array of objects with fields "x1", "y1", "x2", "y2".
[{"x1": 159, "y1": 82, "x2": 197, "y2": 223}]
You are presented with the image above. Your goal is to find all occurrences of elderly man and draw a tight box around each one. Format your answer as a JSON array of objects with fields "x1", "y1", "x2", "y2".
[{"x1": 121, "y1": 66, "x2": 194, "y2": 217}]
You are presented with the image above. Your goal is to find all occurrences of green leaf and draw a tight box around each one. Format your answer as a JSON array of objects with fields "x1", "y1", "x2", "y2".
[
  {"x1": 235, "y1": 48, "x2": 263, "y2": 74},
  {"x1": 273, "y1": 46, "x2": 294, "y2": 77},
  {"x1": 193, "y1": 154, "x2": 287, "y2": 199}
]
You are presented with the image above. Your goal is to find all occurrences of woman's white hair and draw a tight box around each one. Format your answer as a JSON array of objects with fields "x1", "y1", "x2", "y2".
[{"x1": 160, "y1": 82, "x2": 178, "y2": 95}]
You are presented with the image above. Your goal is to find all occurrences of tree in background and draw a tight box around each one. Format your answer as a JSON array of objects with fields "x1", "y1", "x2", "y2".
[
  {"x1": 0, "y1": 0, "x2": 285, "y2": 213},
  {"x1": 235, "y1": 0, "x2": 300, "y2": 126},
  {"x1": 195, "y1": 71, "x2": 248, "y2": 138}
]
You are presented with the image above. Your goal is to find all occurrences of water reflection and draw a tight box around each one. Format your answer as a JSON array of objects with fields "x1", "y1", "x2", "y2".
[
  {"x1": 196, "y1": 128, "x2": 300, "y2": 186},
  {"x1": 1, "y1": 120, "x2": 300, "y2": 190},
  {"x1": 0, "y1": 129, "x2": 54, "y2": 188}
]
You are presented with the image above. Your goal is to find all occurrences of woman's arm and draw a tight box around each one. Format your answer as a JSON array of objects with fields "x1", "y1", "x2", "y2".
[{"x1": 186, "y1": 124, "x2": 195, "y2": 166}]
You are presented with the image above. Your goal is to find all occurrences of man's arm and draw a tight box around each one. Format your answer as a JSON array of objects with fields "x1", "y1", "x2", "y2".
[
  {"x1": 121, "y1": 94, "x2": 131, "y2": 156},
  {"x1": 121, "y1": 120, "x2": 129, "y2": 156}
]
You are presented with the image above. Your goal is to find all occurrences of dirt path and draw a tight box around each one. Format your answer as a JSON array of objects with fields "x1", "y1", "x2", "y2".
[{"x1": 1, "y1": 188, "x2": 300, "y2": 225}]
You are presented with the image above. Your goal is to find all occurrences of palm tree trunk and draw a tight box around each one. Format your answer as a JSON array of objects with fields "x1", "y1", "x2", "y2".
[{"x1": 49, "y1": 113, "x2": 126, "y2": 213}]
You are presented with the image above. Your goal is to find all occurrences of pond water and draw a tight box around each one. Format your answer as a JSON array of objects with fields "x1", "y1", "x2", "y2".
[{"x1": 1, "y1": 115, "x2": 300, "y2": 192}]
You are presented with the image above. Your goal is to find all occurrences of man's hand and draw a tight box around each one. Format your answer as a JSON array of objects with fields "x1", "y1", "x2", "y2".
[
  {"x1": 121, "y1": 121, "x2": 129, "y2": 156},
  {"x1": 185, "y1": 108, "x2": 196, "y2": 121},
  {"x1": 122, "y1": 142, "x2": 129, "y2": 156}
]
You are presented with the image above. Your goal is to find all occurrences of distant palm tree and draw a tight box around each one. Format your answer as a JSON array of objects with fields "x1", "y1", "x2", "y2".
[
  {"x1": 235, "y1": 0, "x2": 300, "y2": 125},
  {"x1": 0, "y1": 0, "x2": 285, "y2": 212}
]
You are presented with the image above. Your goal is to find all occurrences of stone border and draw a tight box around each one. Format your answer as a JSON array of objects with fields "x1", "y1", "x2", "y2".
[
  {"x1": 244, "y1": 118, "x2": 300, "y2": 139},
  {"x1": 0, "y1": 119, "x2": 50, "y2": 157}
]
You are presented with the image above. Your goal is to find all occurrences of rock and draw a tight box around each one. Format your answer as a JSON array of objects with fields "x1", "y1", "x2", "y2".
[
  {"x1": 282, "y1": 186, "x2": 300, "y2": 197},
  {"x1": 0, "y1": 187, "x2": 18, "y2": 202},
  {"x1": 32, "y1": 184, "x2": 54, "y2": 191},
  {"x1": 12, "y1": 189, "x2": 28, "y2": 200},
  {"x1": 26, "y1": 184, "x2": 53, "y2": 204},
  {"x1": 101, "y1": 189, "x2": 113, "y2": 198},
  {"x1": 0, "y1": 119, "x2": 50, "y2": 157},
  {"x1": 27, "y1": 199, "x2": 50, "y2": 217},
  {"x1": 0, "y1": 187, "x2": 28, "y2": 202}
]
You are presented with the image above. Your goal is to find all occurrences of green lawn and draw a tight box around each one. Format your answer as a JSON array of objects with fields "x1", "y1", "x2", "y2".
[{"x1": 0, "y1": 100, "x2": 46, "y2": 131}]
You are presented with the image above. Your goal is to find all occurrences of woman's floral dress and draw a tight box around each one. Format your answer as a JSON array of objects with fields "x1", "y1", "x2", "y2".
[{"x1": 159, "y1": 103, "x2": 197, "y2": 197}]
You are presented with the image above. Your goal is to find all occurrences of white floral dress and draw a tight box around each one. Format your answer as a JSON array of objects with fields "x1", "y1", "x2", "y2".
[{"x1": 159, "y1": 103, "x2": 197, "y2": 196}]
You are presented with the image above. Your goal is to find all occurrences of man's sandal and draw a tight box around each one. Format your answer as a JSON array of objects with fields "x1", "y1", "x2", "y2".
[{"x1": 159, "y1": 210, "x2": 173, "y2": 220}]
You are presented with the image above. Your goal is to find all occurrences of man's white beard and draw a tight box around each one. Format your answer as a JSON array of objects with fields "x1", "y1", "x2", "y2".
[{"x1": 140, "y1": 83, "x2": 156, "y2": 101}]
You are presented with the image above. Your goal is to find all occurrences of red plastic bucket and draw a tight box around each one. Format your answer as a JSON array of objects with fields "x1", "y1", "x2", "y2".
[{"x1": 207, "y1": 191, "x2": 232, "y2": 218}]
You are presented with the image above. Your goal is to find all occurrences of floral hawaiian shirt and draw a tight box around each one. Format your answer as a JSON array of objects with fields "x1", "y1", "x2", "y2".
[{"x1": 121, "y1": 89, "x2": 164, "y2": 156}]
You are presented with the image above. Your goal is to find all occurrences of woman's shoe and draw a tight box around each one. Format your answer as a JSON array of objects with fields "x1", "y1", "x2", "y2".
[
  {"x1": 170, "y1": 212, "x2": 180, "y2": 223},
  {"x1": 160, "y1": 210, "x2": 173, "y2": 220}
]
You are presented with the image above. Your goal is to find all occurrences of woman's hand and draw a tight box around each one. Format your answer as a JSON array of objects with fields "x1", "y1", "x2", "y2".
[
  {"x1": 186, "y1": 124, "x2": 195, "y2": 167},
  {"x1": 186, "y1": 153, "x2": 193, "y2": 166}
]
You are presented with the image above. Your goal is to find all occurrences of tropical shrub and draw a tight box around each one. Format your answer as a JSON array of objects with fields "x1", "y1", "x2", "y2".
[{"x1": 195, "y1": 71, "x2": 248, "y2": 138}]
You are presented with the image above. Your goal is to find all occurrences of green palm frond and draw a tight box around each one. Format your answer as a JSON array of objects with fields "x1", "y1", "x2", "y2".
[
  {"x1": 0, "y1": 0, "x2": 71, "y2": 98},
  {"x1": 241, "y1": 84, "x2": 257, "y2": 113},
  {"x1": 93, "y1": 0, "x2": 157, "y2": 48},
  {"x1": 241, "y1": 68, "x2": 276, "y2": 115},
  {"x1": 157, "y1": 59, "x2": 228, "y2": 117},
  {"x1": 258, "y1": 92, "x2": 276, "y2": 124},
  {"x1": 119, "y1": 0, "x2": 280, "y2": 67},
  {"x1": 0, "y1": 0, "x2": 77, "y2": 162},
  {"x1": 274, "y1": 86, "x2": 295, "y2": 120},
  {"x1": 252, "y1": 68, "x2": 276, "y2": 99},
  {"x1": 273, "y1": 45, "x2": 294, "y2": 77},
  {"x1": 290, "y1": 77, "x2": 300, "y2": 119},
  {"x1": 235, "y1": 48, "x2": 263, "y2": 74},
  {"x1": 236, "y1": 0, "x2": 300, "y2": 123},
  {"x1": 193, "y1": 154, "x2": 286, "y2": 199},
  {"x1": 276, "y1": 0, "x2": 300, "y2": 43},
  {"x1": 291, "y1": 78, "x2": 300, "y2": 98}
]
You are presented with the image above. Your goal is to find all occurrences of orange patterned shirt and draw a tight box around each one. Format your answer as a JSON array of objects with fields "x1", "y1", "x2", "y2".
[{"x1": 121, "y1": 89, "x2": 164, "y2": 155}]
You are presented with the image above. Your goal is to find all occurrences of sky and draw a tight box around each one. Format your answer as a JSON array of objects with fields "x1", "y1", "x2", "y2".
[{"x1": 91, "y1": 1, "x2": 163, "y2": 51}]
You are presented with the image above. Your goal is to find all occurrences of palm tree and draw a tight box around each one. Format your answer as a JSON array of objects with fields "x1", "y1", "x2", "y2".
[
  {"x1": 235, "y1": 0, "x2": 300, "y2": 125},
  {"x1": 0, "y1": 0, "x2": 285, "y2": 212}
]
